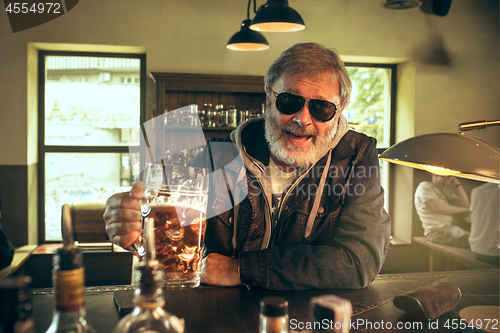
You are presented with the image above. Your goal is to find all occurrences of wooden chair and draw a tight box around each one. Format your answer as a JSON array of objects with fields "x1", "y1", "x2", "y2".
[{"x1": 66, "y1": 200, "x2": 113, "y2": 251}]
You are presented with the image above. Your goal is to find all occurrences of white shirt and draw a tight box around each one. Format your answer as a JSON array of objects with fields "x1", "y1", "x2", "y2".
[
  {"x1": 469, "y1": 183, "x2": 500, "y2": 256},
  {"x1": 268, "y1": 157, "x2": 297, "y2": 195},
  {"x1": 414, "y1": 181, "x2": 455, "y2": 236}
]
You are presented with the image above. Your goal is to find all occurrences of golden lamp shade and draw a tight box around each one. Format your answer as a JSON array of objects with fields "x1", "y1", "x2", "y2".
[{"x1": 379, "y1": 133, "x2": 500, "y2": 184}]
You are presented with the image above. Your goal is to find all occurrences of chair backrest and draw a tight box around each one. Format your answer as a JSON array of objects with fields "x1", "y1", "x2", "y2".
[{"x1": 68, "y1": 200, "x2": 108, "y2": 243}]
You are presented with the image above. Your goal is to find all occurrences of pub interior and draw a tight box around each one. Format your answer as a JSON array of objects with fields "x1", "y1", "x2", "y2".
[{"x1": 0, "y1": 0, "x2": 499, "y2": 332}]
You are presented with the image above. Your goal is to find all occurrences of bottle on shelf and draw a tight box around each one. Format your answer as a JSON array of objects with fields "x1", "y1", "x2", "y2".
[
  {"x1": 203, "y1": 103, "x2": 213, "y2": 127},
  {"x1": 0, "y1": 275, "x2": 35, "y2": 333},
  {"x1": 198, "y1": 105, "x2": 206, "y2": 128},
  {"x1": 228, "y1": 106, "x2": 238, "y2": 128},
  {"x1": 259, "y1": 297, "x2": 289, "y2": 333},
  {"x1": 239, "y1": 109, "x2": 248, "y2": 124},
  {"x1": 112, "y1": 209, "x2": 184, "y2": 333},
  {"x1": 219, "y1": 104, "x2": 228, "y2": 127},
  {"x1": 45, "y1": 205, "x2": 96, "y2": 333}
]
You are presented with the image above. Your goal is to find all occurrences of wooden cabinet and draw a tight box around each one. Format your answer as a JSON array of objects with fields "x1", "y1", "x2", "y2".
[{"x1": 150, "y1": 72, "x2": 266, "y2": 141}]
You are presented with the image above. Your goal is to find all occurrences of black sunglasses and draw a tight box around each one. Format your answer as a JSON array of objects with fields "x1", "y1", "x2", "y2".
[{"x1": 273, "y1": 90, "x2": 338, "y2": 122}]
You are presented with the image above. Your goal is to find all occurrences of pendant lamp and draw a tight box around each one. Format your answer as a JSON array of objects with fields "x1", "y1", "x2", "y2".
[
  {"x1": 250, "y1": 0, "x2": 306, "y2": 32},
  {"x1": 226, "y1": 0, "x2": 270, "y2": 51},
  {"x1": 226, "y1": 19, "x2": 270, "y2": 51}
]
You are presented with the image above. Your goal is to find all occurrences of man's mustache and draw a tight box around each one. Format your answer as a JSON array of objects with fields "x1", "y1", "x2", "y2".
[{"x1": 282, "y1": 123, "x2": 318, "y2": 137}]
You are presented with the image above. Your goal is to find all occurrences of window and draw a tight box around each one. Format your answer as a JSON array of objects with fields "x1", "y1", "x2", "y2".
[
  {"x1": 345, "y1": 64, "x2": 396, "y2": 212},
  {"x1": 39, "y1": 51, "x2": 146, "y2": 242}
]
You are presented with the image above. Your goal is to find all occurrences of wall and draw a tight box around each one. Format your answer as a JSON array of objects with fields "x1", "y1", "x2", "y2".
[{"x1": 0, "y1": 0, "x2": 498, "y2": 264}]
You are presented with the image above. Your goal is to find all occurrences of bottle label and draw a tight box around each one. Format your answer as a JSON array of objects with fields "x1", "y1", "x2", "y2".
[{"x1": 54, "y1": 267, "x2": 85, "y2": 312}]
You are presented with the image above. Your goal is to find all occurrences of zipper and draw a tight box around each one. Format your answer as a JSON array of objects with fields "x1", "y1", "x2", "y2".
[
  {"x1": 243, "y1": 149, "x2": 274, "y2": 250},
  {"x1": 267, "y1": 163, "x2": 315, "y2": 247},
  {"x1": 243, "y1": 147, "x2": 331, "y2": 249}
]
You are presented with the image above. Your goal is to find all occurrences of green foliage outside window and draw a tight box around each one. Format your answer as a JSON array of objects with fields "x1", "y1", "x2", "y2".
[{"x1": 345, "y1": 67, "x2": 389, "y2": 147}]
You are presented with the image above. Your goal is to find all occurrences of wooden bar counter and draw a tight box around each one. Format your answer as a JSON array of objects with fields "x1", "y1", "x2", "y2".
[{"x1": 31, "y1": 269, "x2": 499, "y2": 333}]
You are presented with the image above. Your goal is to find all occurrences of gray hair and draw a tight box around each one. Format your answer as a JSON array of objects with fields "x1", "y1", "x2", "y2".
[{"x1": 264, "y1": 43, "x2": 352, "y2": 107}]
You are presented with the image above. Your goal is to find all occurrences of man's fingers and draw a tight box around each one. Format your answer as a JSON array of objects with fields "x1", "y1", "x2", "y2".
[
  {"x1": 112, "y1": 231, "x2": 140, "y2": 249},
  {"x1": 130, "y1": 181, "x2": 144, "y2": 199},
  {"x1": 106, "y1": 192, "x2": 141, "y2": 210},
  {"x1": 105, "y1": 221, "x2": 142, "y2": 236},
  {"x1": 102, "y1": 181, "x2": 145, "y2": 249},
  {"x1": 105, "y1": 207, "x2": 142, "y2": 223}
]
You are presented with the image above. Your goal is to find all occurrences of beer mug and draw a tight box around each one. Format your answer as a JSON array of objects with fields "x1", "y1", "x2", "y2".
[{"x1": 138, "y1": 163, "x2": 209, "y2": 288}]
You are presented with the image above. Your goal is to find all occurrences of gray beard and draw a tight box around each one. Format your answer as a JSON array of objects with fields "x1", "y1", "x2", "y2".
[{"x1": 264, "y1": 110, "x2": 338, "y2": 168}]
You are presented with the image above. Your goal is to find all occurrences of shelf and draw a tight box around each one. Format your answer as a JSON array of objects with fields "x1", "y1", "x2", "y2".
[
  {"x1": 203, "y1": 126, "x2": 236, "y2": 131},
  {"x1": 160, "y1": 126, "x2": 237, "y2": 131},
  {"x1": 151, "y1": 72, "x2": 266, "y2": 144}
]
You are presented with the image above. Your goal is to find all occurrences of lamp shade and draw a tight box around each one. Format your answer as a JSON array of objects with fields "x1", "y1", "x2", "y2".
[
  {"x1": 380, "y1": 133, "x2": 500, "y2": 183},
  {"x1": 250, "y1": 0, "x2": 305, "y2": 32},
  {"x1": 227, "y1": 20, "x2": 270, "y2": 51}
]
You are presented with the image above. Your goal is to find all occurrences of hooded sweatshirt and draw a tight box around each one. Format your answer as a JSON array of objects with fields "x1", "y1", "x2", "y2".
[{"x1": 194, "y1": 116, "x2": 391, "y2": 290}]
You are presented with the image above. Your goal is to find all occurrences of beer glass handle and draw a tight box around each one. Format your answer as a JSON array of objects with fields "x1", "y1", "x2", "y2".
[{"x1": 127, "y1": 243, "x2": 139, "y2": 256}]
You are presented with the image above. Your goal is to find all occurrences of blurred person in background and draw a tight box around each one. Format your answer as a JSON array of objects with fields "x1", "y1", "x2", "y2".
[
  {"x1": 414, "y1": 174, "x2": 470, "y2": 248},
  {"x1": 468, "y1": 183, "x2": 499, "y2": 265},
  {"x1": 0, "y1": 196, "x2": 15, "y2": 270}
]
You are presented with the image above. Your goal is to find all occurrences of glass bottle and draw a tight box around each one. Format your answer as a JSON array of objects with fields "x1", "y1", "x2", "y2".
[
  {"x1": 259, "y1": 297, "x2": 289, "y2": 333},
  {"x1": 112, "y1": 208, "x2": 184, "y2": 333},
  {"x1": 0, "y1": 276, "x2": 35, "y2": 333},
  {"x1": 45, "y1": 205, "x2": 96, "y2": 333},
  {"x1": 228, "y1": 106, "x2": 238, "y2": 127}
]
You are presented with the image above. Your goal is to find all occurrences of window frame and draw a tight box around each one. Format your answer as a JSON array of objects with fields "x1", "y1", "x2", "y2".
[
  {"x1": 345, "y1": 62, "x2": 397, "y2": 226},
  {"x1": 345, "y1": 62, "x2": 397, "y2": 153},
  {"x1": 37, "y1": 50, "x2": 146, "y2": 244}
]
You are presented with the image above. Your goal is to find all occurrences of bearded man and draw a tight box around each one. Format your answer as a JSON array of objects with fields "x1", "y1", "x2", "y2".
[{"x1": 104, "y1": 43, "x2": 391, "y2": 291}]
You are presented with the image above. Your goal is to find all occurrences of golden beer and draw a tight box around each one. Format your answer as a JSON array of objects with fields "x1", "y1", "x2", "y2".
[{"x1": 141, "y1": 202, "x2": 206, "y2": 288}]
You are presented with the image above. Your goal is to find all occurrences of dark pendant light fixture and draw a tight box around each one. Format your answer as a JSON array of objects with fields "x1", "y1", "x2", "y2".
[
  {"x1": 226, "y1": 1, "x2": 270, "y2": 51},
  {"x1": 250, "y1": 0, "x2": 306, "y2": 32},
  {"x1": 227, "y1": 19, "x2": 270, "y2": 51}
]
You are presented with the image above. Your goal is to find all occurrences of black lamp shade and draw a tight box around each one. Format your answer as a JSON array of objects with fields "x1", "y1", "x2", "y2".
[
  {"x1": 227, "y1": 20, "x2": 270, "y2": 51},
  {"x1": 250, "y1": 0, "x2": 306, "y2": 32}
]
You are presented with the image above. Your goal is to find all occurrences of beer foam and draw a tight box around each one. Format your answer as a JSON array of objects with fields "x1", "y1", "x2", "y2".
[{"x1": 145, "y1": 202, "x2": 206, "y2": 213}]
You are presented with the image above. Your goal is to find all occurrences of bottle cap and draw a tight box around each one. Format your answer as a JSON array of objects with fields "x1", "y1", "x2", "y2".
[
  {"x1": 135, "y1": 261, "x2": 163, "y2": 294},
  {"x1": 260, "y1": 297, "x2": 288, "y2": 317},
  {"x1": 53, "y1": 247, "x2": 83, "y2": 271},
  {"x1": 309, "y1": 295, "x2": 352, "y2": 331}
]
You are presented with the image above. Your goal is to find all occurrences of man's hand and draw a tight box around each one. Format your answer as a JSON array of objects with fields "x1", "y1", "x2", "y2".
[
  {"x1": 103, "y1": 182, "x2": 144, "y2": 249},
  {"x1": 200, "y1": 253, "x2": 241, "y2": 286}
]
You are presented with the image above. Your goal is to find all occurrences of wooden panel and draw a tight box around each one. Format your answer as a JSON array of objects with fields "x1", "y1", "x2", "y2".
[
  {"x1": 150, "y1": 72, "x2": 265, "y2": 93},
  {"x1": 156, "y1": 82, "x2": 166, "y2": 115}
]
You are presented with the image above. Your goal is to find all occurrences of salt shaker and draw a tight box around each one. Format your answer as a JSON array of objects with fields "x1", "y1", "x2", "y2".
[{"x1": 309, "y1": 295, "x2": 352, "y2": 333}]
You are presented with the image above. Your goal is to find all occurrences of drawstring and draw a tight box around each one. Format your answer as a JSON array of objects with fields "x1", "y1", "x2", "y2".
[
  {"x1": 305, "y1": 151, "x2": 332, "y2": 239},
  {"x1": 232, "y1": 166, "x2": 247, "y2": 256}
]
